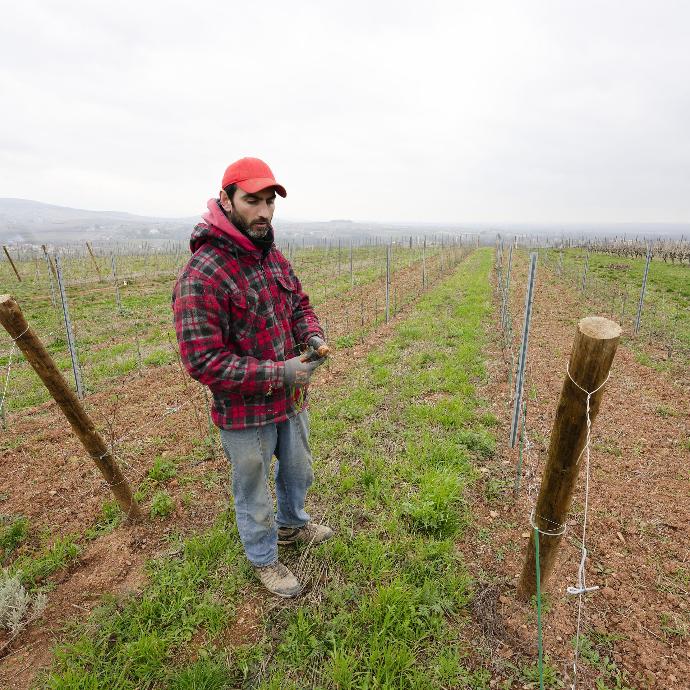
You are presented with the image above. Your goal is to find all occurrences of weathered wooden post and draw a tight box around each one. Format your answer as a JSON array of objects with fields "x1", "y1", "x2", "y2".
[
  {"x1": 85, "y1": 242, "x2": 103, "y2": 282},
  {"x1": 517, "y1": 316, "x2": 620, "y2": 599},
  {"x1": 2, "y1": 246, "x2": 22, "y2": 282},
  {"x1": 0, "y1": 294, "x2": 143, "y2": 520}
]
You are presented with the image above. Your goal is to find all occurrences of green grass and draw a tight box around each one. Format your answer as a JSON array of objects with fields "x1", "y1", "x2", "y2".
[
  {"x1": 548, "y1": 248, "x2": 690, "y2": 366},
  {"x1": 10, "y1": 536, "x2": 81, "y2": 587},
  {"x1": 39, "y1": 249, "x2": 526, "y2": 688},
  {"x1": 0, "y1": 515, "x2": 30, "y2": 563}
]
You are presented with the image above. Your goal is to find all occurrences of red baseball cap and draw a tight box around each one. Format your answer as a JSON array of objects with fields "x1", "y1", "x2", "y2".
[{"x1": 221, "y1": 157, "x2": 287, "y2": 198}]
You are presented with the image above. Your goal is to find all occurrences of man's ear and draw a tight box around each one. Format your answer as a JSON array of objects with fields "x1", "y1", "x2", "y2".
[{"x1": 219, "y1": 189, "x2": 232, "y2": 213}]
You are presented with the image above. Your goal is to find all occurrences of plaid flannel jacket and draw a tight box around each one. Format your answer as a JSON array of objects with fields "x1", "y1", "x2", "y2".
[{"x1": 172, "y1": 200, "x2": 323, "y2": 430}]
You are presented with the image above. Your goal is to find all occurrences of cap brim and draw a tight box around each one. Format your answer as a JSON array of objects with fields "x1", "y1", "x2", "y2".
[{"x1": 237, "y1": 178, "x2": 287, "y2": 198}]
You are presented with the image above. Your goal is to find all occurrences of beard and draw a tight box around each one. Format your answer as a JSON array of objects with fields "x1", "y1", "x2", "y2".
[{"x1": 230, "y1": 211, "x2": 272, "y2": 239}]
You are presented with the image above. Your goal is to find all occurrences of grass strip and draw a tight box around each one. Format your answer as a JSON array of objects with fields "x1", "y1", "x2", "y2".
[{"x1": 42, "y1": 249, "x2": 496, "y2": 689}]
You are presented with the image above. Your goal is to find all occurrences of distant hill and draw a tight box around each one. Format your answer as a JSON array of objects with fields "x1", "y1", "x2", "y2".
[
  {"x1": 0, "y1": 198, "x2": 196, "y2": 244},
  {"x1": 1, "y1": 198, "x2": 687, "y2": 246}
]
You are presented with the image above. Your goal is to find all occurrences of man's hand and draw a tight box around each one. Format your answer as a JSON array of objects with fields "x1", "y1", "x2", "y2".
[
  {"x1": 307, "y1": 335, "x2": 331, "y2": 359},
  {"x1": 284, "y1": 353, "x2": 326, "y2": 387}
]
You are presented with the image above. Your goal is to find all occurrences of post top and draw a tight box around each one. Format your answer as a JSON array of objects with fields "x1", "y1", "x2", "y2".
[{"x1": 578, "y1": 316, "x2": 622, "y2": 340}]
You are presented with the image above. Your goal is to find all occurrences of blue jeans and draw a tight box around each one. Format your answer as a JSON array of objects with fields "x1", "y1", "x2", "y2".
[{"x1": 220, "y1": 411, "x2": 314, "y2": 566}]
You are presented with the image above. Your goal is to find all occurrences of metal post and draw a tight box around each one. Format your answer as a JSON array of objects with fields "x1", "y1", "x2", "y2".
[
  {"x1": 55, "y1": 256, "x2": 85, "y2": 399},
  {"x1": 510, "y1": 252, "x2": 537, "y2": 447},
  {"x1": 634, "y1": 244, "x2": 652, "y2": 335},
  {"x1": 111, "y1": 254, "x2": 123, "y2": 314},
  {"x1": 350, "y1": 239, "x2": 354, "y2": 287},
  {"x1": 385, "y1": 244, "x2": 391, "y2": 323}
]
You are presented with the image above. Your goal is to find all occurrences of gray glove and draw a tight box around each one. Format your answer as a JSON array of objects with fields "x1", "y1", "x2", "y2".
[
  {"x1": 308, "y1": 335, "x2": 326, "y2": 350},
  {"x1": 284, "y1": 353, "x2": 325, "y2": 387},
  {"x1": 305, "y1": 335, "x2": 330, "y2": 361}
]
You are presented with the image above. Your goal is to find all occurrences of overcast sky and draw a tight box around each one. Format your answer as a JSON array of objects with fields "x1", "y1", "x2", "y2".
[{"x1": 1, "y1": 1, "x2": 688, "y2": 223}]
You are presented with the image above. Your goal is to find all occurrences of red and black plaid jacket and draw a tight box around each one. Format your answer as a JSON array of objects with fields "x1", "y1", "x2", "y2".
[{"x1": 172, "y1": 199, "x2": 323, "y2": 430}]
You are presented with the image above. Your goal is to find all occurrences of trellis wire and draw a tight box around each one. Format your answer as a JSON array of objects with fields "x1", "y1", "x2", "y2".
[
  {"x1": 55, "y1": 255, "x2": 85, "y2": 399},
  {"x1": 634, "y1": 243, "x2": 652, "y2": 335},
  {"x1": 500, "y1": 244, "x2": 514, "y2": 330},
  {"x1": 580, "y1": 251, "x2": 589, "y2": 293},
  {"x1": 510, "y1": 252, "x2": 537, "y2": 447},
  {"x1": 42, "y1": 248, "x2": 57, "y2": 308}
]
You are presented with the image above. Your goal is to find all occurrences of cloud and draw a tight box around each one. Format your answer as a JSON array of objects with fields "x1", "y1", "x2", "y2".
[{"x1": 1, "y1": 0, "x2": 689, "y2": 222}]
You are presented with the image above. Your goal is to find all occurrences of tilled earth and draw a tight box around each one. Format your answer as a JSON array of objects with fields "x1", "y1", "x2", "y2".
[{"x1": 464, "y1": 256, "x2": 689, "y2": 689}]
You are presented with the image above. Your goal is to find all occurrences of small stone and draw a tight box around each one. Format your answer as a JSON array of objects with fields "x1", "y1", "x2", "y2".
[
  {"x1": 522, "y1": 532, "x2": 529, "y2": 538},
  {"x1": 490, "y1": 510, "x2": 499, "y2": 518},
  {"x1": 49, "y1": 489, "x2": 57, "y2": 496},
  {"x1": 616, "y1": 531, "x2": 626, "y2": 544}
]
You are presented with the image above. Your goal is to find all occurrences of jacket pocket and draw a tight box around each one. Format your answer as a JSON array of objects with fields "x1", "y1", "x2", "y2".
[{"x1": 228, "y1": 289, "x2": 258, "y2": 340}]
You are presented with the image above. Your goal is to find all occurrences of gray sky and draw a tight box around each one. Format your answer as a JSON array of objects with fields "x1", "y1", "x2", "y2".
[{"x1": 1, "y1": 1, "x2": 688, "y2": 223}]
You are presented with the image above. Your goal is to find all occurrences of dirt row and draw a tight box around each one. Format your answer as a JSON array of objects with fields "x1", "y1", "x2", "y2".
[{"x1": 462, "y1": 256, "x2": 689, "y2": 688}]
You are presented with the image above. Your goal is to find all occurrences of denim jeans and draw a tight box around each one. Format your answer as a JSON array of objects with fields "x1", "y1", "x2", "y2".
[{"x1": 219, "y1": 411, "x2": 314, "y2": 566}]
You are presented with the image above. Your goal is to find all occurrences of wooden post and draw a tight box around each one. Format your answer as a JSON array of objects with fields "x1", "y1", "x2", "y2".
[
  {"x1": 2, "y1": 246, "x2": 22, "y2": 282},
  {"x1": 0, "y1": 294, "x2": 142, "y2": 520},
  {"x1": 85, "y1": 242, "x2": 102, "y2": 281},
  {"x1": 517, "y1": 316, "x2": 621, "y2": 599}
]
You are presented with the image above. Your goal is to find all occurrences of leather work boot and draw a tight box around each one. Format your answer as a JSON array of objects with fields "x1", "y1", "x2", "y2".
[
  {"x1": 277, "y1": 522, "x2": 335, "y2": 546},
  {"x1": 253, "y1": 561, "x2": 302, "y2": 598}
]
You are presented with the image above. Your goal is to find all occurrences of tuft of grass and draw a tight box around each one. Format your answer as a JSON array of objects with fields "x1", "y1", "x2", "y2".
[
  {"x1": 402, "y1": 470, "x2": 466, "y2": 538},
  {"x1": 0, "y1": 516, "x2": 30, "y2": 562},
  {"x1": 148, "y1": 455, "x2": 178, "y2": 482},
  {"x1": 85, "y1": 501, "x2": 122, "y2": 540},
  {"x1": 11, "y1": 537, "x2": 81, "y2": 587}
]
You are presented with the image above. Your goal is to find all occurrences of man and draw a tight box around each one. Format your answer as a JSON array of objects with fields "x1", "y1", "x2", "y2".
[{"x1": 173, "y1": 157, "x2": 333, "y2": 598}]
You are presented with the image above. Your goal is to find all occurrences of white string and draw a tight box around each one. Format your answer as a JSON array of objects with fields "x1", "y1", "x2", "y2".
[
  {"x1": 0, "y1": 343, "x2": 16, "y2": 419},
  {"x1": 529, "y1": 508, "x2": 567, "y2": 536},
  {"x1": 564, "y1": 364, "x2": 611, "y2": 690}
]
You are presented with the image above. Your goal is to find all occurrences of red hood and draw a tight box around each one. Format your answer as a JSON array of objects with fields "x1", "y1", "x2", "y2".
[{"x1": 189, "y1": 199, "x2": 260, "y2": 255}]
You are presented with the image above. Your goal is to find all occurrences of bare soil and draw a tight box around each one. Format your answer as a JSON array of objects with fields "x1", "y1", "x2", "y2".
[{"x1": 463, "y1": 257, "x2": 689, "y2": 689}]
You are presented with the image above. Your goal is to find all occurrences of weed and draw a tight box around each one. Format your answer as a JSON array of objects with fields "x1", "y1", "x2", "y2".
[
  {"x1": 150, "y1": 491, "x2": 175, "y2": 519},
  {"x1": 519, "y1": 658, "x2": 564, "y2": 688},
  {"x1": 148, "y1": 455, "x2": 178, "y2": 482},
  {"x1": 574, "y1": 633, "x2": 633, "y2": 689},
  {"x1": 655, "y1": 404, "x2": 678, "y2": 418},
  {"x1": 659, "y1": 611, "x2": 687, "y2": 638},
  {"x1": 334, "y1": 333, "x2": 358, "y2": 349}
]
